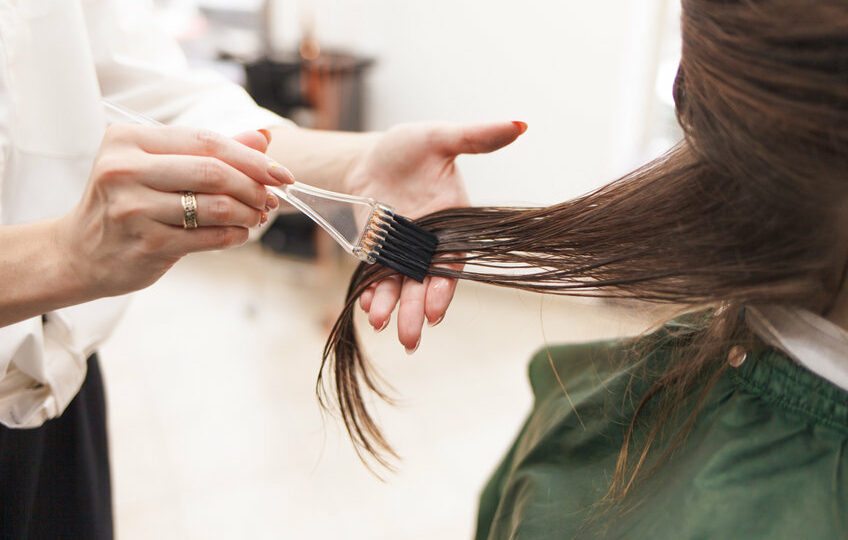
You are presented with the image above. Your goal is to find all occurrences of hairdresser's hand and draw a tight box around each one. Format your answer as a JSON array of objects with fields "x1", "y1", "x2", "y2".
[
  {"x1": 55, "y1": 125, "x2": 291, "y2": 299},
  {"x1": 348, "y1": 121, "x2": 526, "y2": 352}
]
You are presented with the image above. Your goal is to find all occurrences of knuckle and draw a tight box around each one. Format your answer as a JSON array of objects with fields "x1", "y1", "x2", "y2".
[
  {"x1": 103, "y1": 123, "x2": 135, "y2": 144},
  {"x1": 106, "y1": 200, "x2": 143, "y2": 223},
  {"x1": 194, "y1": 128, "x2": 223, "y2": 155},
  {"x1": 197, "y1": 158, "x2": 226, "y2": 191},
  {"x1": 253, "y1": 186, "x2": 268, "y2": 209},
  {"x1": 93, "y1": 154, "x2": 134, "y2": 186},
  {"x1": 209, "y1": 197, "x2": 233, "y2": 223}
]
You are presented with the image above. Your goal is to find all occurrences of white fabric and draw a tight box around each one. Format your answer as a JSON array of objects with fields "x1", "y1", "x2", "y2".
[
  {"x1": 0, "y1": 0, "x2": 290, "y2": 427},
  {"x1": 746, "y1": 305, "x2": 848, "y2": 393}
]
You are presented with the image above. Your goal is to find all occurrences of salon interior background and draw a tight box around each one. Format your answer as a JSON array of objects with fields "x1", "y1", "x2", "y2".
[
  {"x1": 105, "y1": 0, "x2": 681, "y2": 538},
  {"x1": 159, "y1": 0, "x2": 681, "y2": 205}
]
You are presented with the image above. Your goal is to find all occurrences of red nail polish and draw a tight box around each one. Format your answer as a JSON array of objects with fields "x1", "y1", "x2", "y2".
[
  {"x1": 512, "y1": 121, "x2": 528, "y2": 135},
  {"x1": 258, "y1": 129, "x2": 272, "y2": 144}
]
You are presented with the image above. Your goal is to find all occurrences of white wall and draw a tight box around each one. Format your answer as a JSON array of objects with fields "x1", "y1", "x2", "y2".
[{"x1": 268, "y1": 0, "x2": 667, "y2": 206}]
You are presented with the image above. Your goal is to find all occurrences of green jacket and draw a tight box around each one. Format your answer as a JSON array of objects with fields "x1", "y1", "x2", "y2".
[{"x1": 476, "y1": 332, "x2": 848, "y2": 539}]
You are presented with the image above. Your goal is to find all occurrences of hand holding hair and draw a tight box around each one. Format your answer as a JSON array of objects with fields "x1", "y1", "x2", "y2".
[{"x1": 346, "y1": 120, "x2": 527, "y2": 352}]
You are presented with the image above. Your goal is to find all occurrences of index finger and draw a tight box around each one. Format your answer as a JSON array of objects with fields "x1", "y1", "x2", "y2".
[{"x1": 131, "y1": 125, "x2": 293, "y2": 187}]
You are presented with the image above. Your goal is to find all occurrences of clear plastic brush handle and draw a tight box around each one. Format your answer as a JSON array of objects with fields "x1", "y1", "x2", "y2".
[{"x1": 265, "y1": 183, "x2": 385, "y2": 262}]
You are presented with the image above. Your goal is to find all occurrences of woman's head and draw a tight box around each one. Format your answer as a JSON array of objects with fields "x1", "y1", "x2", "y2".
[
  {"x1": 674, "y1": 0, "x2": 848, "y2": 300},
  {"x1": 319, "y1": 0, "x2": 848, "y2": 489},
  {"x1": 678, "y1": 0, "x2": 848, "y2": 192}
]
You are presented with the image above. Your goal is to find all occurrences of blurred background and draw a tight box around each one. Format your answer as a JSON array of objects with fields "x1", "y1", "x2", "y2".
[{"x1": 100, "y1": 0, "x2": 683, "y2": 538}]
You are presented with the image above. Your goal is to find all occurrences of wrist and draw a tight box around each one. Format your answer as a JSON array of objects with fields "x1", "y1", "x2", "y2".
[
  {"x1": 341, "y1": 131, "x2": 381, "y2": 192},
  {"x1": 0, "y1": 218, "x2": 93, "y2": 327},
  {"x1": 45, "y1": 214, "x2": 95, "y2": 306},
  {"x1": 266, "y1": 125, "x2": 381, "y2": 192}
]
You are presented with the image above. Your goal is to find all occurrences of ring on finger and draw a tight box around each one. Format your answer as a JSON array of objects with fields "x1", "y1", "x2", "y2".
[{"x1": 181, "y1": 191, "x2": 198, "y2": 229}]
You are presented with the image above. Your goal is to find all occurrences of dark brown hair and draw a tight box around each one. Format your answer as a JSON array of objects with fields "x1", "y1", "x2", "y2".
[{"x1": 319, "y1": 0, "x2": 848, "y2": 495}]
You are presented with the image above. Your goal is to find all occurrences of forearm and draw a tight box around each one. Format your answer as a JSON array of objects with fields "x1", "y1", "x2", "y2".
[
  {"x1": 265, "y1": 125, "x2": 379, "y2": 192},
  {"x1": 0, "y1": 219, "x2": 90, "y2": 328}
]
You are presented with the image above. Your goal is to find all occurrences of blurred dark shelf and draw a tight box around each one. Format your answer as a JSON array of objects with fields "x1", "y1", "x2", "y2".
[{"x1": 243, "y1": 51, "x2": 374, "y2": 131}]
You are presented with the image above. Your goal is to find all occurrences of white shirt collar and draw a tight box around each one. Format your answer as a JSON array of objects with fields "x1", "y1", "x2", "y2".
[{"x1": 746, "y1": 305, "x2": 848, "y2": 393}]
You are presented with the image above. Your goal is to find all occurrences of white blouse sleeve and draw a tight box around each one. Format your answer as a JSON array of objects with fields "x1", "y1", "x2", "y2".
[
  {"x1": 0, "y1": 297, "x2": 127, "y2": 428},
  {"x1": 0, "y1": 0, "x2": 293, "y2": 428},
  {"x1": 84, "y1": 0, "x2": 293, "y2": 135}
]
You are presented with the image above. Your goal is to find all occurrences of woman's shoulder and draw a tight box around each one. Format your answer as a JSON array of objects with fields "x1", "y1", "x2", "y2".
[
  {"x1": 481, "y1": 321, "x2": 848, "y2": 539},
  {"x1": 525, "y1": 321, "x2": 693, "y2": 403}
]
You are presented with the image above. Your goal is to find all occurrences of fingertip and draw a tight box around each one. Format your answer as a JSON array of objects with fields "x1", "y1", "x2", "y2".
[
  {"x1": 451, "y1": 122, "x2": 526, "y2": 155},
  {"x1": 360, "y1": 288, "x2": 374, "y2": 312},
  {"x1": 258, "y1": 129, "x2": 272, "y2": 144},
  {"x1": 426, "y1": 314, "x2": 445, "y2": 328},
  {"x1": 234, "y1": 226, "x2": 250, "y2": 246},
  {"x1": 512, "y1": 121, "x2": 528, "y2": 135},
  {"x1": 367, "y1": 309, "x2": 385, "y2": 331},
  {"x1": 397, "y1": 276, "x2": 427, "y2": 351},
  {"x1": 265, "y1": 191, "x2": 279, "y2": 211},
  {"x1": 232, "y1": 130, "x2": 269, "y2": 152},
  {"x1": 375, "y1": 316, "x2": 390, "y2": 333},
  {"x1": 405, "y1": 336, "x2": 421, "y2": 355},
  {"x1": 367, "y1": 300, "x2": 386, "y2": 329},
  {"x1": 400, "y1": 323, "x2": 422, "y2": 353},
  {"x1": 425, "y1": 276, "x2": 457, "y2": 325},
  {"x1": 368, "y1": 277, "x2": 402, "y2": 331},
  {"x1": 267, "y1": 160, "x2": 295, "y2": 185}
]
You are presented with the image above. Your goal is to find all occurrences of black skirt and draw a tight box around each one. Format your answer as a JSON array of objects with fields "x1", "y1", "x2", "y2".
[{"x1": 0, "y1": 354, "x2": 113, "y2": 539}]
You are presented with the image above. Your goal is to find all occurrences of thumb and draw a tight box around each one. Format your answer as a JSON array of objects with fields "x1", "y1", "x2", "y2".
[
  {"x1": 232, "y1": 128, "x2": 272, "y2": 152},
  {"x1": 440, "y1": 121, "x2": 527, "y2": 156}
]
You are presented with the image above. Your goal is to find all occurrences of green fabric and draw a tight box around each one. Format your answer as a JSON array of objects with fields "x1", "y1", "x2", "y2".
[{"x1": 475, "y1": 330, "x2": 848, "y2": 539}]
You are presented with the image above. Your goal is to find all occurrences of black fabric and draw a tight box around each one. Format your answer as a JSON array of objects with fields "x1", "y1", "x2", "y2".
[{"x1": 0, "y1": 355, "x2": 113, "y2": 539}]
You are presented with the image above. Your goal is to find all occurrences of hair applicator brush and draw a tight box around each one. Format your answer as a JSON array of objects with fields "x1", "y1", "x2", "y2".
[{"x1": 102, "y1": 99, "x2": 438, "y2": 282}]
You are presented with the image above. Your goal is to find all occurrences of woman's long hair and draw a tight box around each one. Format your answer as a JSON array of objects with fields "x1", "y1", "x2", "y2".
[{"x1": 319, "y1": 0, "x2": 848, "y2": 497}]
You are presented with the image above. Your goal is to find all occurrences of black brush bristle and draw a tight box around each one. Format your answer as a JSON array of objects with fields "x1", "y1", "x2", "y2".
[
  {"x1": 372, "y1": 213, "x2": 438, "y2": 283},
  {"x1": 393, "y1": 215, "x2": 438, "y2": 244},
  {"x1": 376, "y1": 221, "x2": 435, "y2": 254}
]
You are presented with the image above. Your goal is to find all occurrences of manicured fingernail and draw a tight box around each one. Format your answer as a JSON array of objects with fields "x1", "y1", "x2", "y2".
[
  {"x1": 512, "y1": 121, "x2": 528, "y2": 135},
  {"x1": 374, "y1": 318, "x2": 389, "y2": 332},
  {"x1": 260, "y1": 212, "x2": 268, "y2": 225},
  {"x1": 405, "y1": 338, "x2": 421, "y2": 355},
  {"x1": 266, "y1": 192, "x2": 278, "y2": 210},
  {"x1": 427, "y1": 314, "x2": 445, "y2": 327},
  {"x1": 431, "y1": 277, "x2": 450, "y2": 291},
  {"x1": 267, "y1": 160, "x2": 294, "y2": 185},
  {"x1": 258, "y1": 129, "x2": 272, "y2": 144}
]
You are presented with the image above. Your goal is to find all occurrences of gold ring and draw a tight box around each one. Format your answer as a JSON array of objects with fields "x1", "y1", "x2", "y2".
[{"x1": 181, "y1": 191, "x2": 198, "y2": 229}]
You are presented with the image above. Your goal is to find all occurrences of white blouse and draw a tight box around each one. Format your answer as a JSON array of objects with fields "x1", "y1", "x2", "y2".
[{"x1": 0, "y1": 0, "x2": 288, "y2": 427}]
